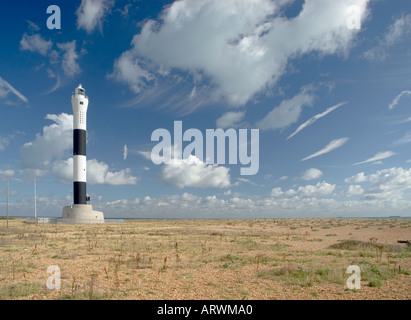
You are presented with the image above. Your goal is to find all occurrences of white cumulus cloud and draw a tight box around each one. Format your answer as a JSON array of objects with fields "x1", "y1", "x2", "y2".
[
  {"x1": 344, "y1": 167, "x2": 411, "y2": 201},
  {"x1": 297, "y1": 181, "x2": 336, "y2": 198},
  {"x1": 362, "y1": 167, "x2": 411, "y2": 200},
  {"x1": 20, "y1": 113, "x2": 73, "y2": 176},
  {"x1": 300, "y1": 168, "x2": 323, "y2": 180},
  {"x1": 216, "y1": 111, "x2": 245, "y2": 129},
  {"x1": 270, "y1": 187, "x2": 284, "y2": 198},
  {"x1": 52, "y1": 157, "x2": 139, "y2": 185},
  {"x1": 271, "y1": 181, "x2": 335, "y2": 199},
  {"x1": 345, "y1": 172, "x2": 368, "y2": 183},
  {"x1": 159, "y1": 155, "x2": 231, "y2": 189},
  {"x1": 76, "y1": 0, "x2": 115, "y2": 34},
  {"x1": 21, "y1": 113, "x2": 139, "y2": 185},
  {"x1": 112, "y1": 0, "x2": 370, "y2": 108},
  {"x1": 109, "y1": 51, "x2": 156, "y2": 94},
  {"x1": 344, "y1": 184, "x2": 364, "y2": 197}
]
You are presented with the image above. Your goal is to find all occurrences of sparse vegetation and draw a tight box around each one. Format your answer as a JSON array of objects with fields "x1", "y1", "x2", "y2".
[
  {"x1": 0, "y1": 282, "x2": 46, "y2": 299},
  {"x1": 328, "y1": 240, "x2": 403, "y2": 252},
  {"x1": 368, "y1": 279, "x2": 383, "y2": 287},
  {"x1": 0, "y1": 218, "x2": 409, "y2": 300}
]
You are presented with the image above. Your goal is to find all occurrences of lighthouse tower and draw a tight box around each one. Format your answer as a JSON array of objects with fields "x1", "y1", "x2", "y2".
[
  {"x1": 62, "y1": 84, "x2": 104, "y2": 223},
  {"x1": 72, "y1": 84, "x2": 88, "y2": 204}
]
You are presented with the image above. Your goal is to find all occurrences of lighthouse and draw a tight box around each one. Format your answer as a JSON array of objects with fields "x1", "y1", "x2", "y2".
[
  {"x1": 72, "y1": 84, "x2": 88, "y2": 205},
  {"x1": 62, "y1": 84, "x2": 104, "y2": 223}
]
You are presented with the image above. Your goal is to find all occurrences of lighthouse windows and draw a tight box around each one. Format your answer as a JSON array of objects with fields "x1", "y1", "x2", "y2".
[
  {"x1": 80, "y1": 101, "x2": 84, "y2": 105},
  {"x1": 76, "y1": 111, "x2": 86, "y2": 125},
  {"x1": 80, "y1": 111, "x2": 85, "y2": 124}
]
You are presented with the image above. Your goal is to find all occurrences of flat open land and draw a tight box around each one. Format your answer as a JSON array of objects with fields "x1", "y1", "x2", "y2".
[{"x1": 0, "y1": 218, "x2": 410, "y2": 300}]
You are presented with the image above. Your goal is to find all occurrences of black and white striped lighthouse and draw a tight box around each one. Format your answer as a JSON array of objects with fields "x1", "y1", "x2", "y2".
[
  {"x1": 61, "y1": 84, "x2": 104, "y2": 223},
  {"x1": 72, "y1": 84, "x2": 88, "y2": 205}
]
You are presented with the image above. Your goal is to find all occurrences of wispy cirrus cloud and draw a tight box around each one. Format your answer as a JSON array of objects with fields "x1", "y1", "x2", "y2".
[
  {"x1": 0, "y1": 76, "x2": 29, "y2": 104},
  {"x1": 123, "y1": 144, "x2": 128, "y2": 160},
  {"x1": 302, "y1": 138, "x2": 349, "y2": 162},
  {"x1": 287, "y1": 102, "x2": 347, "y2": 139},
  {"x1": 353, "y1": 151, "x2": 396, "y2": 166},
  {"x1": 256, "y1": 87, "x2": 315, "y2": 131},
  {"x1": 394, "y1": 131, "x2": 411, "y2": 146},
  {"x1": 0, "y1": 131, "x2": 24, "y2": 151},
  {"x1": 388, "y1": 90, "x2": 411, "y2": 109},
  {"x1": 20, "y1": 33, "x2": 52, "y2": 56},
  {"x1": 363, "y1": 14, "x2": 411, "y2": 62}
]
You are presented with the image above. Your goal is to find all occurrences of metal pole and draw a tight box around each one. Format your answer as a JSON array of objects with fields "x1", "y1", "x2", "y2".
[
  {"x1": 6, "y1": 179, "x2": 9, "y2": 229},
  {"x1": 34, "y1": 177, "x2": 37, "y2": 223}
]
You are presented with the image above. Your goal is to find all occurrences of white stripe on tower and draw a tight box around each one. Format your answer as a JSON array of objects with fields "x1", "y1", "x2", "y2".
[
  {"x1": 73, "y1": 155, "x2": 87, "y2": 182},
  {"x1": 71, "y1": 84, "x2": 88, "y2": 205}
]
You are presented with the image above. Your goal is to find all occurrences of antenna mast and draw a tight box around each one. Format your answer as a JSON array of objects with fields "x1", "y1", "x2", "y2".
[
  {"x1": 6, "y1": 180, "x2": 9, "y2": 229},
  {"x1": 34, "y1": 177, "x2": 37, "y2": 222}
]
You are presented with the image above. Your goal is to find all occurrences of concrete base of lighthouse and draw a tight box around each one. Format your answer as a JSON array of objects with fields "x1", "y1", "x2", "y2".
[{"x1": 62, "y1": 204, "x2": 105, "y2": 224}]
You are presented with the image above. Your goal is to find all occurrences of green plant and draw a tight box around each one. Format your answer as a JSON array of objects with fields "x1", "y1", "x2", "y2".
[
  {"x1": 0, "y1": 283, "x2": 45, "y2": 299},
  {"x1": 160, "y1": 256, "x2": 167, "y2": 272},
  {"x1": 399, "y1": 269, "x2": 410, "y2": 275},
  {"x1": 368, "y1": 279, "x2": 383, "y2": 287},
  {"x1": 315, "y1": 268, "x2": 332, "y2": 276}
]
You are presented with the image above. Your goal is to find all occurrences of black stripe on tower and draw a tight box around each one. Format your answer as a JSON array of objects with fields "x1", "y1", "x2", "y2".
[
  {"x1": 74, "y1": 182, "x2": 87, "y2": 204},
  {"x1": 73, "y1": 129, "x2": 86, "y2": 156}
]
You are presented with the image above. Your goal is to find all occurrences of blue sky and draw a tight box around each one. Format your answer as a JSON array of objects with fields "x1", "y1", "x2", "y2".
[{"x1": 1, "y1": 0, "x2": 411, "y2": 218}]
